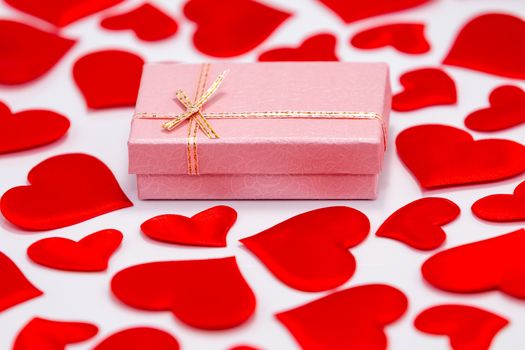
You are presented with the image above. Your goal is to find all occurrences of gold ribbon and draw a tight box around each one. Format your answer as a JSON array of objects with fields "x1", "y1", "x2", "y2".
[{"x1": 135, "y1": 63, "x2": 387, "y2": 175}]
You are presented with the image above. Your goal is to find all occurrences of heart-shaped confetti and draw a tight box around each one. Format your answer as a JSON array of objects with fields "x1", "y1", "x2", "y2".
[
  {"x1": 0, "y1": 101, "x2": 70, "y2": 154},
  {"x1": 351, "y1": 23, "x2": 430, "y2": 54},
  {"x1": 0, "y1": 252, "x2": 42, "y2": 312},
  {"x1": 276, "y1": 284, "x2": 408, "y2": 350},
  {"x1": 93, "y1": 327, "x2": 179, "y2": 350},
  {"x1": 258, "y1": 33, "x2": 338, "y2": 61},
  {"x1": 111, "y1": 257, "x2": 256, "y2": 330},
  {"x1": 376, "y1": 197, "x2": 460, "y2": 250},
  {"x1": 27, "y1": 229, "x2": 123, "y2": 272},
  {"x1": 0, "y1": 153, "x2": 133, "y2": 231},
  {"x1": 72, "y1": 50, "x2": 144, "y2": 109},
  {"x1": 184, "y1": 0, "x2": 291, "y2": 57},
  {"x1": 472, "y1": 180, "x2": 525, "y2": 222},
  {"x1": 396, "y1": 124, "x2": 525, "y2": 189},
  {"x1": 414, "y1": 304, "x2": 508, "y2": 350},
  {"x1": 14, "y1": 317, "x2": 98, "y2": 350},
  {"x1": 465, "y1": 85, "x2": 525, "y2": 132},
  {"x1": 241, "y1": 206, "x2": 369, "y2": 292},
  {"x1": 0, "y1": 20, "x2": 75, "y2": 85},
  {"x1": 443, "y1": 13, "x2": 525, "y2": 79},
  {"x1": 422, "y1": 228, "x2": 525, "y2": 298},
  {"x1": 392, "y1": 68, "x2": 457, "y2": 111},
  {"x1": 101, "y1": 3, "x2": 178, "y2": 42},
  {"x1": 141, "y1": 206, "x2": 237, "y2": 247}
]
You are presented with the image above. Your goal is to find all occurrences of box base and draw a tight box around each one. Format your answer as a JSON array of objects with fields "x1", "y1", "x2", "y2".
[{"x1": 136, "y1": 174, "x2": 378, "y2": 199}]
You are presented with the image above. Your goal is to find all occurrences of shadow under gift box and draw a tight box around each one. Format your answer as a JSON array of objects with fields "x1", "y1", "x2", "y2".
[{"x1": 128, "y1": 62, "x2": 391, "y2": 199}]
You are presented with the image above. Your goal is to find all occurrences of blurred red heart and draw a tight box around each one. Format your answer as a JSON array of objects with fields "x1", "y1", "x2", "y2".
[
  {"x1": 415, "y1": 304, "x2": 508, "y2": 350},
  {"x1": 28, "y1": 229, "x2": 123, "y2": 272},
  {"x1": 101, "y1": 3, "x2": 178, "y2": 42},
  {"x1": 472, "y1": 180, "x2": 525, "y2": 222},
  {"x1": 0, "y1": 252, "x2": 42, "y2": 312},
  {"x1": 141, "y1": 206, "x2": 237, "y2": 247},
  {"x1": 73, "y1": 50, "x2": 144, "y2": 109},
  {"x1": 465, "y1": 85, "x2": 525, "y2": 132},
  {"x1": 443, "y1": 13, "x2": 525, "y2": 79},
  {"x1": 0, "y1": 153, "x2": 133, "y2": 230},
  {"x1": 351, "y1": 23, "x2": 430, "y2": 54},
  {"x1": 277, "y1": 284, "x2": 408, "y2": 350},
  {"x1": 241, "y1": 206, "x2": 369, "y2": 292},
  {"x1": 258, "y1": 33, "x2": 338, "y2": 61},
  {"x1": 396, "y1": 124, "x2": 525, "y2": 189},
  {"x1": 376, "y1": 197, "x2": 460, "y2": 250},
  {"x1": 0, "y1": 20, "x2": 75, "y2": 85},
  {"x1": 184, "y1": 0, "x2": 290, "y2": 57},
  {"x1": 93, "y1": 327, "x2": 179, "y2": 350},
  {"x1": 14, "y1": 317, "x2": 98, "y2": 350},
  {"x1": 111, "y1": 257, "x2": 256, "y2": 330},
  {"x1": 392, "y1": 68, "x2": 457, "y2": 111}
]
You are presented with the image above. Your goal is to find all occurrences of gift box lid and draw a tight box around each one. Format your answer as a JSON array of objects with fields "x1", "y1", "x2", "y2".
[{"x1": 129, "y1": 62, "x2": 390, "y2": 175}]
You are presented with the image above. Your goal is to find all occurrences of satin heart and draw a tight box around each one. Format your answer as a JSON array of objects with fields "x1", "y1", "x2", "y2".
[
  {"x1": 319, "y1": 0, "x2": 432, "y2": 23},
  {"x1": 111, "y1": 257, "x2": 256, "y2": 330},
  {"x1": 241, "y1": 206, "x2": 369, "y2": 292},
  {"x1": 1, "y1": 153, "x2": 132, "y2": 230},
  {"x1": 0, "y1": 252, "x2": 42, "y2": 312},
  {"x1": 184, "y1": 0, "x2": 290, "y2": 57},
  {"x1": 465, "y1": 85, "x2": 525, "y2": 132},
  {"x1": 27, "y1": 229, "x2": 123, "y2": 272},
  {"x1": 414, "y1": 305, "x2": 508, "y2": 350},
  {"x1": 351, "y1": 23, "x2": 430, "y2": 54},
  {"x1": 443, "y1": 13, "x2": 525, "y2": 79},
  {"x1": 422, "y1": 228, "x2": 525, "y2": 298},
  {"x1": 258, "y1": 33, "x2": 338, "y2": 61},
  {"x1": 276, "y1": 284, "x2": 408, "y2": 350},
  {"x1": 396, "y1": 124, "x2": 525, "y2": 189},
  {"x1": 0, "y1": 20, "x2": 75, "y2": 85},
  {"x1": 93, "y1": 327, "x2": 179, "y2": 350},
  {"x1": 141, "y1": 206, "x2": 237, "y2": 247},
  {"x1": 14, "y1": 317, "x2": 98, "y2": 350},
  {"x1": 5, "y1": 0, "x2": 123, "y2": 27},
  {"x1": 472, "y1": 180, "x2": 525, "y2": 222},
  {"x1": 376, "y1": 197, "x2": 460, "y2": 250},
  {"x1": 392, "y1": 68, "x2": 457, "y2": 111},
  {"x1": 73, "y1": 50, "x2": 144, "y2": 109},
  {"x1": 101, "y1": 3, "x2": 178, "y2": 42}
]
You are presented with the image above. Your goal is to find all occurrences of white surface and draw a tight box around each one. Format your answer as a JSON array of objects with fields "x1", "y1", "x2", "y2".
[{"x1": 0, "y1": 0, "x2": 525, "y2": 349}]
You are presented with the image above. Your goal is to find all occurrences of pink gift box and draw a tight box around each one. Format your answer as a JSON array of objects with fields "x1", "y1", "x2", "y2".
[{"x1": 129, "y1": 62, "x2": 391, "y2": 199}]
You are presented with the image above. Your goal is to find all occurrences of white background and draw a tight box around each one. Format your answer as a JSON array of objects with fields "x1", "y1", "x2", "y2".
[{"x1": 0, "y1": 0, "x2": 524, "y2": 349}]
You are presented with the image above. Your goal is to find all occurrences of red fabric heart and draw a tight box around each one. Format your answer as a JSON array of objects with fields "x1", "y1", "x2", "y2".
[
  {"x1": 422, "y1": 228, "x2": 525, "y2": 298},
  {"x1": 241, "y1": 206, "x2": 369, "y2": 292},
  {"x1": 396, "y1": 124, "x2": 525, "y2": 189},
  {"x1": 276, "y1": 284, "x2": 408, "y2": 350},
  {"x1": 111, "y1": 257, "x2": 256, "y2": 330},
  {"x1": 14, "y1": 317, "x2": 98, "y2": 350},
  {"x1": 101, "y1": 3, "x2": 178, "y2": 42},
  {"x1": 0, "y1": 252, "x2": 42, "y2": 312},
  {"x1": 392, "y1": 68, "x2": 457, "y2": 111},
  {"x1": 0, "y1": 153, "x2": 132, "y2": 231},
  {"x1": 0, "y1": 101, "x2": 69, "y2": 154},
  {"x1": 27, "y1": 229, "x2": 123, "y2": 272},
  {"x1": 443, "y1": 13, "x2": 525, "y2": 79},
  {"x1": 319, "y1": 0, "x2": 432, "y2": 23},
  {"x1": 414, "y1": 304, "x2": 508, "y2": 350},
  {"x1": 351, "y1": 23, "x2": 430, "y2": 54},
  {"x1": 472, "y1": 180, "x2": 525, "y2": 222},
  {"x1": 376, "y1": 197, "x2": 460, "y2": 250},
  {"x1": 141, "y1": 206, "x2": 237, "y2": 247},
  {"x1": 4, "y1": 0, "x2": 124, "y2": 27},
  {"x1": 72, "y1": 50, "x2": 144, "y2": 109},
  {"x1": 93, "y1": 327, "x2": 179, "y2": 350},
  {"x1": 465, "y1": 85, "x2": 525, "y2": 132},
  {"x1": 0, "y1": 20, "x2": 75, "y2": 85},
  {"x1": 184, "y1": 0, "x2": 291, "y2": 57},
  {"x1": 230, "y1": 346, "x2": 260, "y2": 350},
  {"x1": 258, "y1": 33, "x2": 338, "y2": 61}
]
